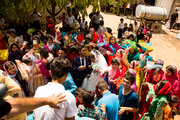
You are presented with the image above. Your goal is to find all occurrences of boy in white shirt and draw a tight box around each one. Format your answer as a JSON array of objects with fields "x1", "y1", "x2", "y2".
[{"x1": 34, "y1": 57, "x2": 77, "y2": 120}]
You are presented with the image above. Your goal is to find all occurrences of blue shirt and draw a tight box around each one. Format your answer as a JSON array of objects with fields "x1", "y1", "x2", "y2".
[
  {"x1": 98, "y1": 91, "x2": 119, "y2": 120},
  {"x1": 63, "y1": 73, "x2": 77, "y2": 95},
  {"x1": 118, "y1": 85, "x2": 139, "y2": 120}
]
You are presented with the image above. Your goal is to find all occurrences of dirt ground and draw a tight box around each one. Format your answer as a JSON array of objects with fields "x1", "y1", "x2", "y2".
[{"x1": 83, "y1": 6, "x2": 180, "y2": 119}]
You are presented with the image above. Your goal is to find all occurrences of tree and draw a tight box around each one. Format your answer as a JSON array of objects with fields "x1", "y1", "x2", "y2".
[{"x1": 0, "y1": 0, "x2": 134, "y2": 21}]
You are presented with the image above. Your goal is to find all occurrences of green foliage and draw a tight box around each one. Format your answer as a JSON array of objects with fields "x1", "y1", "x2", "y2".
[{"x1": 0, "y1": 0, "x2": 134, "y2": 20}]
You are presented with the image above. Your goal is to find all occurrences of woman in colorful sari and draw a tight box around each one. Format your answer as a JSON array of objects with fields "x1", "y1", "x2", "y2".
[
  {"x1": 102, "y1": 36, "x2": 121, "y2": 65},
  {"x1": 139, "y1": 80, "x2": 172, "y2": 120},
  {"x1": 163, "y1": 65, "x2": 180, "y2": 107},
  {"x1": 3, "y1": 61, "x2": 29, "y2": 97},
  {"x1": 36, "y1": 30, "x2": 46, "y2": 44},
  {"x1": 21, "y1": 53, "x2": 45, "y2": 95},
  {"x1": 8, "y1": 43, "x2": 24, "y2": 64},
  {"x1": 33, "y1": 35, "x2": 49, "y2": 53}
]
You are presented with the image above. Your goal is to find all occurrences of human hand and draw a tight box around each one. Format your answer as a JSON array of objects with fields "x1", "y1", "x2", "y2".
[
  {"x1": 47, "y1": 93, "x2": 66, "y2": 109},
  {"x1": 86, "y1": 74, "x2": 90, "y2": 79},
  {"x1": 99, "y1": 103, "x2": 106, "y2": 112},
  {"x1": 88, "y1": 65, "x2": 92, "y2": 69},
  {"x1": 106, "y1": 51, "x2": 111, "y2": 55},
  {"x1": 79, "y1": 66, "x2": 86, "y2": 70},
  {"x1": 118, "y1": 107, "x2": 126, "y2": 115}
]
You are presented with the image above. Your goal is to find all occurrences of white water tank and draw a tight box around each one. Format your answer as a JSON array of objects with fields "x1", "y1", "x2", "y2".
[{"x1": 136, "y1": 5, "x2": 167, "y2": 21}]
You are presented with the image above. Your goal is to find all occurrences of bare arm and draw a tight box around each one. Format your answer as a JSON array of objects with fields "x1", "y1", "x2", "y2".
[
  {"x1": 119, "y1": 107, "x2": 139, "y2": 115},
  {"x1": 123, "y1": 48, "x2": 131, "y2": 68},
  {"x1": 7, "y1": 94, "x2": 66, "y2": 118}
]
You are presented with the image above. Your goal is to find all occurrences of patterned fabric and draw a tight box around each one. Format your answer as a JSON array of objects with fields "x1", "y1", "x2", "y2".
[{"x1": 77, "y1": 105, "x2": 106, "y2": 120}]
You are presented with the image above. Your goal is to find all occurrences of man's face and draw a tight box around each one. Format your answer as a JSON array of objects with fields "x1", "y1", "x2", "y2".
[
  {"x1": 58, "y1": 50, "x2": 66, "y2": 57},
  {"x1": 122, "y1": 77, "x2": 132, "y2": 89},
  {"x1": 80, "y1": 48, "x2": 87, "y2": 56}
]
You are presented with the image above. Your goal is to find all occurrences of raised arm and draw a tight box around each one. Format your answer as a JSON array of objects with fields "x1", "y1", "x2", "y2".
[{"x1": 7, "y1": 94, "x2": 66, "y2": 118}]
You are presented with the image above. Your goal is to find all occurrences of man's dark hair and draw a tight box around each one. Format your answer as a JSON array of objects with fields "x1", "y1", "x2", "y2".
[
  {"x1": 100, "y1": 20, "x2": 104, "y2": 26},
  {"x1": 97, "y1": 81, "x2": 109, "y2": 91},
  {"x1": 58, "y1": 47, "x2": 67, "y2": 54},
  {"x1": 78, "y1": 45, "x2": 86, "y2": 52},
  {"x1": 50, "y1": 57, "x2": 72, "y2": 80},
  {"x1": 82, "y1": 90, "x2": 95, "y2": 105},
  {"x1": 124, "y1": 72, "x2": 135, "y2": 84},
  {"x1": 39, "y1": 48, "x2": 49, "y2": 59}
]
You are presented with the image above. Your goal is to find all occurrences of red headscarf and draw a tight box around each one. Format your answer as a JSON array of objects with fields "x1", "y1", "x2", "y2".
[{"x1": 154, "y1": 81, "x2": 172, "y2": 95}]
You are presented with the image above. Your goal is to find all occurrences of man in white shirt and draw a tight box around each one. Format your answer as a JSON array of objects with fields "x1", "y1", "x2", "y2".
[
  {"x1": 91, "y1": 11, "x2": 103, "y2": 30},
  {"x1": 117, "y1": 18, "x2": 124, "y2": 39},
  {"x1": 34, "y1": 57, "x2": 77, "y2": 120}
]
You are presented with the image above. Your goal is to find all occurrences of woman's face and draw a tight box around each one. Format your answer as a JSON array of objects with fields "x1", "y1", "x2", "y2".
[
  {"x1": 34, "y1": 37, "x2": 40, "y2": 44},
  {"x1": 7, "y1": 65, "x2": 16, "y2": 75},
  {"x1": 166, "y1": 69, "x2": 172, "y2": 76},
  {"x1": 130, "y1": 36, "x2": 134, "y2": 41},
  {"x1": 12, "y1": 45, "x2": 18, "y2": 52},
  {"x1": 10, "y1": 32, "x2": 16, "y2": 37},
  {"x1": 140, "y1": 22, "x2": 144, "y2": 27},
  {"x1": 102, "y1": 33, "x2": 106, "y2": 39},
  {"x1": 129, "y1": 48, "x2": 134, "y2": 53},
  {"x1": 112, "y1": 63, "x2": 119, "y2": 70},
  {"x1": 48, "y1": 38, "x2": 53, "y2": 45},
  {"x1": 110, "y1": 37, "x2": 116, "y2": 44},
  {"x1": 90, "y1": 57, "x2": 95, "y2": 63},
  {"x1": 37, "y1": 32, "x2": 42, "y2": 37}
]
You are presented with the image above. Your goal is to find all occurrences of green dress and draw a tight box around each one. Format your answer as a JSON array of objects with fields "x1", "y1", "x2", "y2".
[{"x1": 141, "y1": 85, "x2": 168, "y2": 120}]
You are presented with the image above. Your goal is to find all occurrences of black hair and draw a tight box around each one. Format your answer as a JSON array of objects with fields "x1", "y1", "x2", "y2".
[
  {"x1": 166, "y1": 65, "x2": 176, "y2": 75},
  {"x1": 97, "y1": 81, "x2": 109, "y2": 91},
  {"x1": 78, "y1": 45, "x2": 86, "y2": 52},
  {"x1": 58, "y1": 47, "x2": 67, "y2": 54},
  {"x1": 39, "y1": 48, "x2": 49, "y2": 59},
  {"x1": 111, "y1": 58, "x2": 120, "y2": 65},
  {"x1": 120, "y1": 18, "x2": 124, "y2": 21},
  {"x1": 100, "y1": 20, "x2": 104, "y2": 26},
  {"x1": 82, "y1": 90, "x2": 95, "y2": 105},
  {"x1": 129, "y1": 34, "x2": 134, "y2": 39},
  {"x1": 169, "y1": 95, "x2": 179, "y2": 104},
  {"x1": 70, "y1": 47, "x2": 77, "y2": 53},
  {"x1": 178, "y1": 70, "x2": 180, "y2": 75},
  {"x1": 9, "y1": 43, "x2": 20, "y2": 52},
  {"x1": 50, "y1": 57, "x2": 72, "y2": 80},
  {"x1": 124, "y1": 71, "x2": 135, "y2": 84},
  {"x1": 157, "y1": 79, "x2": 168, "y2": 91}
]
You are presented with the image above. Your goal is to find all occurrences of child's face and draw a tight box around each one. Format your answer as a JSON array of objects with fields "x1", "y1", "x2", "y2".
[
  {"x1": 7, "y1": 65, "x2": 16, "y2": 75},
  {"x1": 76, "y1": 94, "x2": 83, "y2": 104},
  {"x1": 112, "y1": 63, "x2": 119, "y2": 70}
]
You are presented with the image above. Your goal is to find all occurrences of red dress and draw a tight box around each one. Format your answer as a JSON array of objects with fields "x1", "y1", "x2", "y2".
[{"x1": 145, "y1": 69, "x2": 164, "y2": 84}]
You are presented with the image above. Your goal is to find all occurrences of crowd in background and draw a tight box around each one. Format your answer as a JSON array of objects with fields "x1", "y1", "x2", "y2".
[{"x1": 1, "y1": 6, "x2": 180, "y2": 120}]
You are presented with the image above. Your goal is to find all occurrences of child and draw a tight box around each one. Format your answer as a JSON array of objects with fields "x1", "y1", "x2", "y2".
[
  {"x1": 102, "y1": 58, "x2": 123, "y2": 94},
  {"x1": 75, "y1": 87, "x2": 85, "y2": 107},
  {"x1": 117, "y1": 18, "x2": 124, "y2": 40},
  {"x1": 164, "y1": 95, "x2": 179, "y2": 120}
]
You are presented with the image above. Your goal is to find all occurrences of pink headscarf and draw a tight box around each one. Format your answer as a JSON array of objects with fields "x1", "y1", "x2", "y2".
[
  {"x1": 163, "y1": 65, "x2": 179, "y2": 82},
  {"x1": 128, "y1": 69, "x2": 137, "y2": 92}
]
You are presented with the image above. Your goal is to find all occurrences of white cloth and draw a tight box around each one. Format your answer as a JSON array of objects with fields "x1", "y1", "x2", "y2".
[
  {"x1": 82, "y1": 50, "x2": 108, "y2": 91},
  {"x1": 80, "y1": 21, "x2": 86, "y2": 29},
  {"x1": 15, "y1": 35, "x2": 24, "y2": 46},
  {"x1": 66, "y1": 15, "x2": 76, "y2": 25},
  {"x1": 117, "y1": 23, "x2": 124, "y2": 30},
  {"x1": 80, "y1": 57, "x2": 86, "y2": 67},
  {"x1": 32, "y1": 13, "x2": 40, "y2": 21},
  {"x1": 47, "y1": 43, "x2": 54, "y2": 52},
  {"x1": 97, "y1": 26, "x2": 107, "y2": 36},
  {"x1": 34, "y1": 82, "x2": 77, "y2": 120}
]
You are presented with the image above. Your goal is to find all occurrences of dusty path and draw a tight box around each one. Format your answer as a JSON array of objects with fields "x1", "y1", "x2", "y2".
[{"x1": 85, "y1": 6, "x2": 180, "y2": 70}]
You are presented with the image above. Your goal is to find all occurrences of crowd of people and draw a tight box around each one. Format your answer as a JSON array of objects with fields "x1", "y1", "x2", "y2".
[{"x1": 0, "y1": 7, "x2": 180, "y2": 120}]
